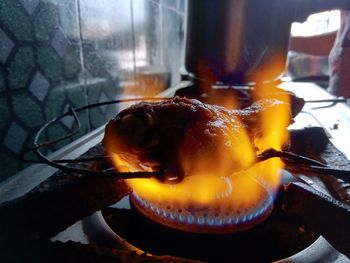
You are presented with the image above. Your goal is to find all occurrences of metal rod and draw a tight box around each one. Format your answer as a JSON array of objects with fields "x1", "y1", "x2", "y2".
[
  {"x1": 28, "y1": 97, "x2": 350, "y2": 184},
  {"x1": 28, "y1": 97, "x2": 171, "y2": 177},
  {"x1": 305, "y1": 98, "x2": 348, "y2": 103},
  {"x1": 256, "y1": 148, "x2": 327, "y2": 167},
  {"x1": 257, "y1": 148, "x2": 350, "y2": 184}
]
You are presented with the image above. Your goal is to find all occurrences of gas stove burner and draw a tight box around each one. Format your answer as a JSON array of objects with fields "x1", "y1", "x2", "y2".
[
  {"x1": 6, "y1": 124, "x2": 350, "y2": 262},
  {"x1": 16, "y1": 81, "x2": 350, "y2": 262},
  {"x1": 129, "y1": 175, "x2": 274, "y2": 234}
]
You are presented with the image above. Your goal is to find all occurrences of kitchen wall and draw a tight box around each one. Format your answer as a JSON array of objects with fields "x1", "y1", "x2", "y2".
[{"x1": 0, "y1": 0, "x2": 186, "y2": 182}]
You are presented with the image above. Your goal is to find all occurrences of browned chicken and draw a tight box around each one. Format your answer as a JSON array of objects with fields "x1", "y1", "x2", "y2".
[{"x1": 103, "y1": 96, "x2": 294, "y2": 182}]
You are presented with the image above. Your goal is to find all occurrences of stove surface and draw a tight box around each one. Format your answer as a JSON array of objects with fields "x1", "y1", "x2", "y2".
[{"x1": 1, "y1": 81, "x2": 350, "y2": 262}]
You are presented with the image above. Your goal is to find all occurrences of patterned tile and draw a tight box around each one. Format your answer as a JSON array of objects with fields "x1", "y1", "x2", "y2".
[
  {"x1": 63, "y1": 46, "x2": 81, "y2": 79},
  {"x1": 34, "y1": 2, "x2": 59, "y2": 42},
  {"x1": 0, "y1": 150, "x2": 19, "y2": 181},
  {"x1": 46, "y1": 82, "x2": 89, "y2": 142},
  {"x1": 3, "y1": 121, "x2": 27, "y2": 155},
  {"x1": 60, "y1": 104, "x2": 75, "y2": 129},
  {"x1": 46, "y1": 122, "x2": 71, "y2": 150},
  {"x1": 55, "y1": 0, "x2": 80, "y2": 42},
  {"x1": 65, "y1": 82, "x2": 90, "y2": 140},
  {"x1": 37, "y1": 46, "x2": 63, "y2": 82},
  {"x1": 45, "y1": 86, "x2": 66, "y2": 121},
  {"x1": 0, "y1": 0, "x2": 187, "y2": 183},
  {"x1": 65, "y1": 82, "x2": 87, "y2": 108},
  {"x1": 19, "y1": 0, "x2": 41, "y2": 15},
  {"x1": 22, "y1": 133, "x2": 43, "y2": 165},
  {"x1": 12, "y1": 93, "x2": 43, "y2": 129},
  {"x1": 8, "y1": 47, "x2": 35, "y2": 89},
  {"x1": 82, "y1": 43, "x2": 110, "y2": 79},
  {"x1": 98, "y1": 91, "x2": 109, "y2": 114},
  {"x1": 0, "y1": 97, "x2": 10, "y2": 135},
  {"x1": 0, "y1": 28, "x2": 14, "y2": 64},
  {"x1": 86, "y1": 79, "x2": 119, "y2": 129},
  {"x1": 51, "y1": 28, "x2": 70, "y2": 58},
  {"x1": 29, "y1": 71, "x2": 50, "y2": 101},
  {"x1": 102, "y1": 79, "x2": 121, "y2": 100},
  {"x1": 0, "y1": 68, "x2": 5, "y2": 92},
  {"x1": 89, "y1": 106, "x2": 106, "y2": 129},
  {"x1": 0, "y1": 0, "x2": 33, "y2": 41}
]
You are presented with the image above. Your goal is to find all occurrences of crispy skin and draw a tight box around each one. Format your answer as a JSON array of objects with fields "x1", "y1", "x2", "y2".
[{"x1": 103, "y1": 97, "x2": 291, "y2": 180}]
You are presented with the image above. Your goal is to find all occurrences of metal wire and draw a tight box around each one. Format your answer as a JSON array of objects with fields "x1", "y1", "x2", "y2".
[
  {"x1": 25, "y1": 95, "x2": 350, "y2": 183},
  {"x1": 257, "y1": 148, "x2": 350, "y2": 184},
  {"x1": 27, "y1": 97, "x2": 171, "y2": 177},
  {"x1": 304, "y1": 97, "x2": 349, "y2": 110}
]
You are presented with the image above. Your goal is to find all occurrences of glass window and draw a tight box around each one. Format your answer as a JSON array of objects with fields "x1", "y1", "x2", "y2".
[{"x1": 291, "y1": 10, "x2": 340, "y2": 37}]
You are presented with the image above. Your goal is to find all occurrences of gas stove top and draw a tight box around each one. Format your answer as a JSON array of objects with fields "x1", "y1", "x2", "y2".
[{"x1": 1, "y1": 81, "x2": 350, "y2": 262}]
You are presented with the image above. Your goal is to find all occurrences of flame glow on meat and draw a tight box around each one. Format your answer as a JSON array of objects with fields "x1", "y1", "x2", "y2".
[{"x1": 103, "y1": 94, "x2": 291, "y2": 233}]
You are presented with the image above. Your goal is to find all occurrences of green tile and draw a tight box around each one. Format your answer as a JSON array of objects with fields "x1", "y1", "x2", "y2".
[
  {"x1": 8, "y1": 47, "x2": 35, "y2": 89},
  {"x1": 86, "y1": 81, "x2": 102, "y2": 104},
  {"x1": 98, "y1": 80, "x2": 120, "y2": 120},
  {"x1": 12, "y1": 93, "x2": 44, "y2": 129},
  {"x1": 22, "y1": 136, "x2": 40, "y2": 165},
  {"x1": 86, "y1": 80, "x2": 120, "y2": 129},
  {"x1": 45, "y1": 120, "x2": 89, "y2": 151},
  {"x1": 45, "y1": 85, "x2": 90, "y2": 144},
  {"x1": 37, "y1": 46, "x2": 63, "y2": 82},
  {"x1": 0, "y1": 97, "x2": 10, "y2": 134},
  {"x1": 87, "y1": 79, "x2": 119, "y2": 103},
  {"x1": 34, "y1": 2, "x2": 59, "y2": 42},
  {"x1": 45, "y1": 86, "x2": 66, "y2": 120},
  {"x1": 0, "y1": 0, "x2": 33, "y2": 41},
  {"x1": 105, "y1": 104, "x2": 118, "y2": 121},
  {"x1": 47, "y1": 123, "x2": 70, "y2": 150},
  {"x1": 66, "y1": 82, "x2": 86, "y2": 107},
  {"x1": 64, "y1": 47, "x2": 81, "y2": 79},
  {"x1": 64, "y1": 83, "x2": 90, "y2": 138},
  {"x1": 0, "y1": 151, "x2": 20, "y2": 182},
  {"x1": 103, "y1": 80, "x2": 120, "y2": 100},
  {"x1": 71, "y1": 113, "x2": 89, "y2": 141},
  {"x1": 89, "y1": 108, "x2": 107, "y2": 129},
  {"x1": 0, "y1": 69, "x2": 5, "y2": 91}
]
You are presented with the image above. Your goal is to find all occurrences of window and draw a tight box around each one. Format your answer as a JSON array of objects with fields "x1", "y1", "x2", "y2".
[{"x1": 291, "y1": 10, "x2": 340, "y2": 37}]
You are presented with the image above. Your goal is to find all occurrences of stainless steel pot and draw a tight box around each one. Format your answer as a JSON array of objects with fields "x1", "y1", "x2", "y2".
[{"x1": 184, "y1": 0, "x2": 350, "y2": 84}]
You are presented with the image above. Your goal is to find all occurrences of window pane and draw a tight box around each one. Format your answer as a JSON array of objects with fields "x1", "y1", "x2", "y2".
[{"x1": 291, "y1": 10, "x2": 340, "y2": 37}]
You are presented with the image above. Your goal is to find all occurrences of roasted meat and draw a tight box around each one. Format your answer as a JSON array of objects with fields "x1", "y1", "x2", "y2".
[{"x1": 103, "y1": 96, "x2": 292, "y2": 182}]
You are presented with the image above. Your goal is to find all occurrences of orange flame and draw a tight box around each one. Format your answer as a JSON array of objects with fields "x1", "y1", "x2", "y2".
[
  {"x1": 250, "y1": 56, "x2": 290, "y2": 189},
  {"x1": 109, "y1": 57, "x2": 290, "y2": 228}
]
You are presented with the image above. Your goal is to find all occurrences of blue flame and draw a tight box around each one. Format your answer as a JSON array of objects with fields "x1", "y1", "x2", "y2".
[{"x1": 132, "y1": 189, "x2": 274, "y2": 227}]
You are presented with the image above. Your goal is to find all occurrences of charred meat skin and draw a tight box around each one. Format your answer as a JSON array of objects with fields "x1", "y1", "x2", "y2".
[{"x1": 103, "y1": 97, "x2": 292, "y2": 181}]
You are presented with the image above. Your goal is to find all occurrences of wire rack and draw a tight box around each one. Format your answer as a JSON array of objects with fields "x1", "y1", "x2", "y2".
[
  {"x1": 22, "y1": 97, "x2": 171, "y2": 178},
  {"x1": 21, "y1": 94, "x2": 350, "y2": 185}
]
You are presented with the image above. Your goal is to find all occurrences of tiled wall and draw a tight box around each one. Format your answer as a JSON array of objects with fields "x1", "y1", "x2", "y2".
[{"x1": 0, "y1": 0, "x2": 186, "y2": 182}]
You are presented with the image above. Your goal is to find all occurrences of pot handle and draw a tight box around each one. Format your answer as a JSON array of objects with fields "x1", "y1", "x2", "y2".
[{"x1": 293, "y1": 0, "x2": 350, "y2": 22}]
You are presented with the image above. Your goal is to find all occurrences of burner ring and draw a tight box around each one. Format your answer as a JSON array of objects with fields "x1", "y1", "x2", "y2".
[
  {"x1": 81, "y1": 210, "x2": 342, "y2": 263},
  {"x1": 129, "y1": 176, "x2": 275, "y2": 234}
]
